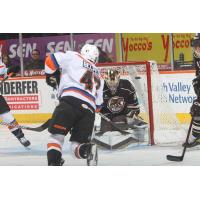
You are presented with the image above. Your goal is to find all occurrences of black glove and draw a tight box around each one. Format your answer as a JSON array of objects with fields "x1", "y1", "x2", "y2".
[
  {"x1": 46, "y1": 69, "x2": 60, "y2": 89},
  {"x1": 190, "y1": 99, "x2": 200, "y2": 117},
  {"x1": 7, "y1": 66, "x2": 20, "y2": 77},
  {"x1": 192, "y1": 76, "x2": 200, "y2": 97}
]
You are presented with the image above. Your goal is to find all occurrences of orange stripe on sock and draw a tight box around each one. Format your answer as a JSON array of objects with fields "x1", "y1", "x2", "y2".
[{"x1": 47, "y1": 143, "x2": 61, "y2": 150}]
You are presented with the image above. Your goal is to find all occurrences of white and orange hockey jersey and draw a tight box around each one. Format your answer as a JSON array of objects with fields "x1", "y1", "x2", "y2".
[{"x1": 45, "y1": 51, "x2": 104, "y2": 111}]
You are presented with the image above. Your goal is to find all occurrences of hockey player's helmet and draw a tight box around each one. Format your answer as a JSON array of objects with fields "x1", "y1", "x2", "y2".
[
  {"x1": 81, "y1": 44, "x2": 99, "y2": 64},
  {"x1": 104, "y1": 69, "x2": 120, "y2": 94},
  {"x1": 191, "y1": 34, "x2": 200, "y2": 58}
]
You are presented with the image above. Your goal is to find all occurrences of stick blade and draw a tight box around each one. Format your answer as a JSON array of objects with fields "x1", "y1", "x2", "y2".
[
  {"x1": 41, "y1": 119, "x2": 51, "y2": 129},
  {"x1": 26, "y1": 119, "x2": 51, "y2": 132},
  {"x1": 166, "y1": 155, "x2": 183, "y2": 162}
]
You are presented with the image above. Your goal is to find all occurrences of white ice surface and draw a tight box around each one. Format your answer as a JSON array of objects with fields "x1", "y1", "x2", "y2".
[{"x1": 0, "y1": 124, "x2": 200, "y2": 166}]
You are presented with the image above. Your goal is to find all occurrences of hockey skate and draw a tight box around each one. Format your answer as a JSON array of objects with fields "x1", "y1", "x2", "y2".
[
  {"x1": 86, "y1": 143, "x2": 98, "y2": 166},
  {"x1": 60, "y1": 158, "x2": 65, "y2": 166},
  {"x1": 18, "y1": 136, "x2": 31, "y2": 147},
  {"x1": 182, "y1": 137, "x2": 200, "y2": 148},
  {"x1": 12, "y1": 128, "x2": 31, "y2": 147}
]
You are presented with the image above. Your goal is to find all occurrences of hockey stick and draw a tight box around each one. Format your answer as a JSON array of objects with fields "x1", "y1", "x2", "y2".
[
  {"x1": 0, "y1": 73, "x2": 12, "y2": 84},
  {"x1": 0, "y1": 119, "x2": 51, "y2": 132},
  {"x1": 98, "y1": 113, "x2": 139, "y2": 141},
  {"x1": 0, "y1": 76, "x2": 8, "y2": 83},
  {"x1": 87, "y1": 143, "x2": 98, "y2": 166},
  {"x1": 166, "y1": 117, "x2": 193, "y2": 162}
]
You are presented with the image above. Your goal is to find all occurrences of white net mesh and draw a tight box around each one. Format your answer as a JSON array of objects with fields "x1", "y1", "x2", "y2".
[{"x1": 98, "y1": 61, "x2": 187, "y2": 144}]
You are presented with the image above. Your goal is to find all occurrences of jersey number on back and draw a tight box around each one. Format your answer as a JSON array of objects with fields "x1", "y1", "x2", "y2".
[{"x1": 80, "y1": 70, "x2": 100, "y2": 92}]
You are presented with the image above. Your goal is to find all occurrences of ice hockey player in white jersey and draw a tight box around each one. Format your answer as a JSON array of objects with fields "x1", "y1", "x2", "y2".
[
  {"x1": 99, "y1": 69, "x2": 147, "y2": 135},
  {"x1": 45, "y1": 44, "x2": 104, "y2": 166},
  {"x1": 0, "y1": 52, "x2": 30, "y2": 147}
]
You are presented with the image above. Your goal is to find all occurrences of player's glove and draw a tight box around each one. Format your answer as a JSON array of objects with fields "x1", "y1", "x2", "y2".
[
  {"x1": 7, "y1": 66, "x2": 20, "y2": 77},
  {"x1": 46, "y1": 69, "x2": 60, "y2": 89},
  {"x1": 124, "y1": 107, "x2": 140, "y2": 125},
  {"x1": 192, "y1": 76, "x2": 200, "y2": 97},
  {"x1": 190, "y1": 99, "x2": 200, "y2": 117}
]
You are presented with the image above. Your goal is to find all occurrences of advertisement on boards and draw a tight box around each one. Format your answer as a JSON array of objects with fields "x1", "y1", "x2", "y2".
[{"x1": 120, "y1": 33, "x2": 195, "y2": 70}]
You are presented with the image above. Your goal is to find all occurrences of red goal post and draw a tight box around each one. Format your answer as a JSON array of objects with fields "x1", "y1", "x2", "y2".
[{"x1": 97, "y1": 61, "x2": 186, "y2": 145}]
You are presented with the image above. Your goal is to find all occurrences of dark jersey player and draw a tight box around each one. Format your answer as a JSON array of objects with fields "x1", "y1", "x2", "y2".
[
  {"x1": 183, "y1": 34, "x2": 200, "y2": 147},
  {"x1": 0, "y1": 52, "x2": 30, "y2": 147},
  {"x1": 99, "y1": 69, "x2": 147, "y2": 133}
]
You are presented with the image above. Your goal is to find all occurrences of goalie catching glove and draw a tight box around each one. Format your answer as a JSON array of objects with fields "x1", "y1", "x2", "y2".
[{"x1": 46, "y1": 69, "x2": 60, "y2": 89}]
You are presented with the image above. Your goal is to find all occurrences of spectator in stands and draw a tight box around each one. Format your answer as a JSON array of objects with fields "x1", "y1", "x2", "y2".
[
  {"x1": 25, "y1": 49, "x2": 44, "y2": 70},
  {"x1": 2, "y1": 54, "x2": 11, "y2": 66},
  {"x1": 2, "y1": 54, "x2": 18, "y2": 72}
]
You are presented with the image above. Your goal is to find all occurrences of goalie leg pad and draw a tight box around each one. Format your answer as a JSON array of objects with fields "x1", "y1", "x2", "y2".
[{"x1": 100, "y1": 118, "x2": 113, "y2": 132}]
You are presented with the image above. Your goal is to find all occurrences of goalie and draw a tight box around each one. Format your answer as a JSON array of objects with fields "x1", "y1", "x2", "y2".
[{"x1": 99, "y1": 69, "x2": 147, "y2": 134}]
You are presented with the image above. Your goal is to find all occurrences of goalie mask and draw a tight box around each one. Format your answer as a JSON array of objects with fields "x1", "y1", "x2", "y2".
[
  {"x1": 80, "y1": 44, "x2": 99, "y2": 64},
  {"x1": 104, "y1": 69, "x2": 120, "y2": 94},
  {"x1": 191, "y1": 34, "x2": 200, "y2": 58}
]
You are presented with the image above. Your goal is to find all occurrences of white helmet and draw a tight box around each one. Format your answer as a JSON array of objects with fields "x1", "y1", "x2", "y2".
[{"x1": 80, "y1": 44, "x2": 99, "y2": 63}]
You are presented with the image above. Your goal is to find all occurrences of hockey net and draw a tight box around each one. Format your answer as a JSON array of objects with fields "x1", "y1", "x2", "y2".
[{"x1": 97, "y1": 61, "x2": 187, "y2": 145}]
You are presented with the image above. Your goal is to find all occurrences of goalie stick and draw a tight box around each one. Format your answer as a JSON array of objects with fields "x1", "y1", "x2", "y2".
[
  {"x1": 166, "y1": 117, "x2": 193, "y2": 162},
  {"x1": 0, "y1": 119, "x2": 51, "y2": 132},
  {"x1": 98, "y1": 113, "x2": 139, "y2": 142}
]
